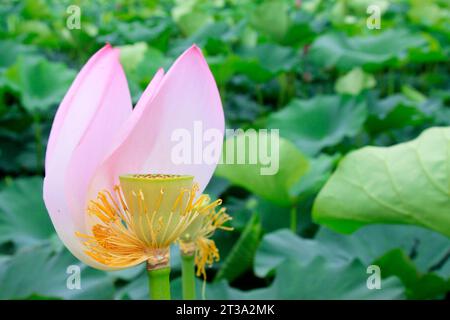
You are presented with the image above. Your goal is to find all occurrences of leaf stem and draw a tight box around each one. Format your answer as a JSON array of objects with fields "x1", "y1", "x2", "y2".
[
  {"x1": 147, "y1": 267, "x2": 171, "y2": 300},
  {"x1": 181, "y1": 253, "x2": 196, "y2": 300}
]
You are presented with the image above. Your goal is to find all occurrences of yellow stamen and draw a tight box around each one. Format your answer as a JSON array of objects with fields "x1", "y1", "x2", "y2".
[
  {"x1": 76, "y1": 174, "x2": 201, "y2": 269},
  {"x1": 179, "y1": 197, "x2": 233, "y2": 279},
  {"x1": 195, "y1": 237, "x2": 220, "y2": 279}
]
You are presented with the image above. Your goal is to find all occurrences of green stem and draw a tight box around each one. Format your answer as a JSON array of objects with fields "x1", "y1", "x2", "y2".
[
  {"x1": 181, "y1": 253, "x2": 196, "y2": 300},
  {"x1": 290, "y1": 206, "x2": 297, "y2": 233},
  {"x1": 147, "y1": 267, "x2": 171, "y2": 300}
]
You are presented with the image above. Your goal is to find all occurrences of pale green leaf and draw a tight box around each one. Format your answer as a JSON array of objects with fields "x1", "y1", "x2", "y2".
[
  {"x1": 250, "y1": 1, "x2": 289, "y2": 40},
  {"x1": 118, "y1": 42, "x2": 148, "y2": 73},
  {"x1": 335, "y1": 67, "x2": 376, "y2": 95},
  {"x1": 313, "y1": 127, "x2": 450, "y2": 237},
  {"x1": 216, "y1": 131, "x2": 309, "y2": 205}
]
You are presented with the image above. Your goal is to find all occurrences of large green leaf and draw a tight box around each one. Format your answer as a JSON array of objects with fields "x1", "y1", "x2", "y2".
[
  {"x1": 0, "y1": 245, "x2": 115, "y2": 299},
  {"x1": 318, "y1": 226, "x2": 450, "y2": 299},
  {"x1": 313, "y1": 127, "x2": 450, "y2": 237},
  {"x1": 256, "y1": 225, "x2": 450, "y2": 298},
  {"x1": 250, "y1": 0, "x2": 289, "y2": 40},
  {"x1": 267, "y1": 95, "x2": 367, "y2": 155},
  {"x1": 309, "y1": 30, "x2": 426, "y2": 71},
  {"x1": 172, "y1": 258, "x2": 404, "y2": 299},
  {"x1": 245, "y1": 258, "x2": 404, "y2": 299},
  {"x1": 0, "y1": 177, "x2": 55, "y2": 248},
  {"x1": 171, "y1": 0, "x2": 214, "y2": 36},
  {"x1": 216, "y1": 131, "x2": 309, "y2": 206},
  {"x1": 316, "y1": 225, "x2": 450, "y2": 279},
  {"x1": 4, "y1": 55, "x2": 75, "y2": 113}
]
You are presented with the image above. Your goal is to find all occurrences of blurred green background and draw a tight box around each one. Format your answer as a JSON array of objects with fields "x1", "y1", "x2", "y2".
[{"x1": 0, "y1": 0, "x2": 449, "y2": 299}]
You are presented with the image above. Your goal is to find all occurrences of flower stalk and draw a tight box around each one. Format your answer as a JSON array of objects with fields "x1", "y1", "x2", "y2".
[
  {"x1": 180, "y1": 241, "x2": 197, "y2": 300},
  {"x1": 147, "y1": 247, "x2": 171, "y2": 300},
  {"x1": 147, "y1": 265, "x2": 171, "y2": 300},
  {"x1": 181, "y1": 252, "x2": 196, "y2": 300}
]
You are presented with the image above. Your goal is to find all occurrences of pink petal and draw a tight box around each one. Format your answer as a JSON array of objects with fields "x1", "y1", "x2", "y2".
[
  {"x1": 43, "y1": 44, "x2": 132, "y2": 269},
  {"x1": 108, "y1": 68, "x2": 165, "y2": 153},
  {"x1": 89, "y1": 45, "x2": 224, "y2": 199}
]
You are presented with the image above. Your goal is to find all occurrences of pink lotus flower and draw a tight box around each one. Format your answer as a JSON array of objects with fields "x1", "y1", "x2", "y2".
[{"x1": 43, "y1": 44, "x2": 224, "y2": 270}]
